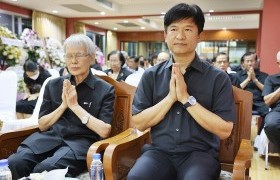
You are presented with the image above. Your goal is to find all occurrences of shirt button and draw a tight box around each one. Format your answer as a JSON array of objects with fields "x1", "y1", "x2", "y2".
[
  {"x1": 176, "y1": 128, "x2": 179, "y2": 132},
  {"x1": 177, "y1": 111, "x2": 180, "y2": 115}
]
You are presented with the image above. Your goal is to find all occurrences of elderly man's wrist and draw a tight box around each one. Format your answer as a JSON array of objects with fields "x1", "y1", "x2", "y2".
[{"x1": 253, "y1": 79, "x2": 259, "y2": 83}]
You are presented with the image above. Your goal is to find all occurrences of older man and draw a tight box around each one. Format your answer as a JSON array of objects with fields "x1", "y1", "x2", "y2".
[
  {"x1": 8, "y1": 34, "x2": 115, "y2": 179},
  {"x1": 156, "y1": 51, "x2": 170, "y2": 65}
]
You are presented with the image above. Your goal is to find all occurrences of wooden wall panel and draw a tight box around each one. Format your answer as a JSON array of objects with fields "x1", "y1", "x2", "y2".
[{"x1": 116, "y1": 29, "x2": 258, "y2": 43}]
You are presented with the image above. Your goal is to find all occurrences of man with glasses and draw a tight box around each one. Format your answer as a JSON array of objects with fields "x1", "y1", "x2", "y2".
[
  {"x1": 212, "y1": 52, "x2": 240, "y2": 87},
  {"x1": 8, "y1": 34, "x2": 115, "y2": 179}
]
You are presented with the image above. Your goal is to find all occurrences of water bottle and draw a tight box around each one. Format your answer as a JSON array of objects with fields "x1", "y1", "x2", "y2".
[
  {"x1": 90, "y1": 153, "x2": 104, "y2": 180},
  {"x1": 0, "y1": 159, "x2": 12, "y2": 180}
]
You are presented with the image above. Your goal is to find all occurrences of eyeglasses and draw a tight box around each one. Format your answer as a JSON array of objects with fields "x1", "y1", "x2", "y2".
[{"x1": 64, "y1": 53, "x2": 89, "y2": 61}]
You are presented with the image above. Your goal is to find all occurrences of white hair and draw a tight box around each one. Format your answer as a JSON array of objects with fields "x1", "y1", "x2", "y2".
[{"x1": 63, "y1": 34, "x2": 96, "y2": 55}]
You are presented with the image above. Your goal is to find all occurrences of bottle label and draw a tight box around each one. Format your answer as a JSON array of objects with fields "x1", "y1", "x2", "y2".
[{"x1": 90, "y1": 165, "x2": 104, "y2": 180}]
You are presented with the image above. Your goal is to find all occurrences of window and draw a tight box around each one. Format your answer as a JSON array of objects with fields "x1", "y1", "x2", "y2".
[{"x1": 0, "y1": 12, "x2": 32, "y2": 36}]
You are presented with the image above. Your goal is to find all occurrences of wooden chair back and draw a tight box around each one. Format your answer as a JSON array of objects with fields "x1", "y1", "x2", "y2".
[
  {"x1": 96, "y1": 76, "x2": 136, "y2": 136},
  {"x1": 219, "y1": 86, "x2": 253, "y2": 172}
]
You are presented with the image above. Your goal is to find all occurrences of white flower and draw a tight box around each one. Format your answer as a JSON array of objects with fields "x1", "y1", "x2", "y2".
[
  {"x1": 8, "y1": 55, "x2": 14, "y2": 59},
  {"x1": 45, "y1": 37, "x2": 64, "y2": 67}
]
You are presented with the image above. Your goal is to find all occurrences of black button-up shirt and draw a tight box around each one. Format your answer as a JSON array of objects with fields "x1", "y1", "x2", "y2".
[
  {"x1": 262, "y1": 73, "x2": 280, "y2": 112},
  {"x1": 22, "y1": 72, "x2": 115, "y2": 160},
  {"x1": 236, "y1": 69, "x2": 269, "y2": 115},
  {"x1": 133, "y1": 54, "x2": 235, "y2": 157}
]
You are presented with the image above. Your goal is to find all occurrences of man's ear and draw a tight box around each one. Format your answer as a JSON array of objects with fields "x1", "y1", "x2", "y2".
[
  {"x1": 164, "y1": 31, "x2": 167, "y2": 43},
  {"x1": 90, "y1": 55, "x2": 95, "y2": 65}
]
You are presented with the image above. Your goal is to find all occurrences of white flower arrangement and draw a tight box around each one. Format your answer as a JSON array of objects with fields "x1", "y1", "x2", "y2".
[
  {"x1": 20, "y1": 28, "x2": 45, "y2": 63},
  {"x1": 45, "y1": 37, "x2": 65, "y2": 67},
  {"x1": 0, "y1": 26, "x2": 22, "y2": 68}
]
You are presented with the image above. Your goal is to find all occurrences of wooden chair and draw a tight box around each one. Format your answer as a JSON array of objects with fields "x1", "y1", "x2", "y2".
[
  {"x1": 0, "y1": 76, "x2": 136, "y2": 167},
  {"x1": 101, "y1": 86, "x2": 254, "y2": 180}
]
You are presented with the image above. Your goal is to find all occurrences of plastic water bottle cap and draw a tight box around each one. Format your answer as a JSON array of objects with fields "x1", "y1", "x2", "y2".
[
  {"x1": 92, "y1": 153, "x2": 101, "y2": 160},
  {"x1": 0, "y1": 159, "x2": 8, "y2": 167}
]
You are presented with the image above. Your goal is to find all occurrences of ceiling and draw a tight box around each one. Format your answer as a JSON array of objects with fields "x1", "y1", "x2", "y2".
[{"x1": 2, "y1": 0, "x2": 263, "y2": 32}]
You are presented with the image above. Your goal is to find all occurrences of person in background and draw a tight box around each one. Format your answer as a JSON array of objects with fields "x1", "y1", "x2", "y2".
[
  {"x1": 156, "y1": 51, "x2": 170, "y2": 65},
  {"x1": 16, "y1": 60, "x2": 51, "y2": 119},
  {"x1": 127, "y1": 56, "x2": 145, "y2": 74},
  {"x1": 104, "y1": 50, "x2": 132, "y2": 81},
  {"x1": 262, "y1": 51, "x2": 280, "y2": 150},
  {"x1": 141, "y1": 56, "x2": 153, "y2": 69},
  {"x1": 125, "y1": 56, "x2": 145, "y2": 87},
  {"x1": 236, "y1": 52, "x2": 269, "y2": 134},
  {"x1": 127, "y1": 3, "x2": 235, "y2": 180},
  {"x1": 8, "y1": 34, "x2": 115, "y2": 179},
  {"x1": 212, "y1": 52, "x2": 241, "y2": 88},
  {"x1": 149, "y1": 53, "x2": 158, "y2": 66}
]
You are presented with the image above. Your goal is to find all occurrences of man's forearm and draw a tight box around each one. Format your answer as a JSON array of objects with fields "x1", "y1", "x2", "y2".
[
  {"x1": 132, "y1": 96, "x2": 174, "y2": 131},
  {"x1": 264, "y1": 88, "x2": 280, "y2": 106},
  {"x1": 240, "y1": 78, "x2": 250, "y2": 89},
  {"x1": 187, "y1": 103, "x2": 233, "y2": 139}
]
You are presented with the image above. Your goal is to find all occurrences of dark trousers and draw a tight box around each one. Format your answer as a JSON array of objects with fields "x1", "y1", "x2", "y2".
[
  {"x1": 127, "y1": 145, "x2": 221, "y2": 180},
  {"x1": 264, "y1": 111, "x2": 280, "y2": 149},
  {"x1": 8, "y1": 144, "x2": 87, "y2": 180}
]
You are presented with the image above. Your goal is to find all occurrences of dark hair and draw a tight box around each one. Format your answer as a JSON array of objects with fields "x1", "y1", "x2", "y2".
[
  {"x1": 107, "y1": 50, "x2": 126, "y2": 66},
  {"x1": 212, "y1": 52, "x2": 229, "y2": 63},
  {"x1": 135, "y1": 56, "x2": 141, "y2": 63},
  {"x1": 240, "y1": 52, "x2": 254, "y2": 63},
  {"x1": 164, "y1": 3, "x2": 205, "y2": 34},
  {"x1": 23, "y1": 60, "x2": 38, "y2": 72}
]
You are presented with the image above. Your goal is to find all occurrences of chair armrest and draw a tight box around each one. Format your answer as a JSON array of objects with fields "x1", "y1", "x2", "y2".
[
  {"x1": 102, "y1": 129, "x2": 150, "y2": 180},
  {"x1": 86, "y1": 128, "x2": 137, "y2": 170},
  {"x1": 232, "y1": 139, "x2": 253, "y2": 180},
  {"x1": 0, "y1": 125, "x2": 39, "y2": 159}
]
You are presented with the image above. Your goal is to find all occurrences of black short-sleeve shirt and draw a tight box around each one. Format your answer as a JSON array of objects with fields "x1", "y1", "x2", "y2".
[
  {"x1": 22, "y1": 72, "x2": 115, "y2": 160},
  {"x1": 236, "y1": 69, "x2": 268, "y2": 105},
  {"x1": 133, "y1": 54, "x2": 235, "y2": 156},
  {"x1": 262, "y1": 73, "x2": 280, "y2": 112}
]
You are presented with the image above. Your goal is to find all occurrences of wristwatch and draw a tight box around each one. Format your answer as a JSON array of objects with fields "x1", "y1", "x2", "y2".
[
  {"x1": 182, "y1": 96, "x2": 197, "y2": 109},
  {"x1": 81, "y1": 114, "x2": 90, "y2": 124}
]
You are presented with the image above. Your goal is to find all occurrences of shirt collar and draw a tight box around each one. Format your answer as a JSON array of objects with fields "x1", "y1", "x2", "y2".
[
  {"x1": 165, "y1": 53, "x2": 204, "y2": 73},
  {"x1": 67, "y1": 70, "x2": 95, "y2": 90}
]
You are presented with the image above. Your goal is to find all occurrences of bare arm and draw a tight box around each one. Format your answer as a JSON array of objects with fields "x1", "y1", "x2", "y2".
[
  {"x1": 64, "y1": 80, "x2": 111, "y2": 138},
  {"x1": 71, "y1": 105, "x2": 111, "y2": 138},
  {"x1": 251, "y1": 67, "x2": 264, "y2": 90},
  {"x1": 173, "y1": 63, "x2": 233, "y2": 139},
  {"x1": 264, "y1": 88, "x2": 280, "y2": 106},
  {"x1": 133, "y1": 71, "x2": 177, "y2": 131},
  {"x1": 186, "y1": 104, "x2": 233, "y2": 139},
  {"x1": 240, "y1": 78, "x2": 250, "y2": 89},
  {"x1": 132, "y1": 95, "x2": 174, "y2": 131},
  {"x1": 39, "y1": 79, "x2": 111, "y2": 138},
  {"x1": 38, "y1": 105, "x2": 67, "y2": 131}
]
